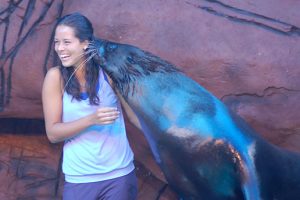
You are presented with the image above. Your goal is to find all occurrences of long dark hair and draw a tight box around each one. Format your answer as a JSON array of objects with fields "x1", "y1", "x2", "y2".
[{"x1": 55, "y1": 12, "x2": 100, "y2": 105}]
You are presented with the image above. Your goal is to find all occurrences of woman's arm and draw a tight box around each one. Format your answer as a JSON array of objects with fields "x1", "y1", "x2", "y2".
[{"x1": 42, "y1": 67, "x2": 119, "y2": 143}]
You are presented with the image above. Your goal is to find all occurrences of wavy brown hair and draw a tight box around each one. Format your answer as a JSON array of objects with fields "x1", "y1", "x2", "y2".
[{"x1": 55, "y1": 12, "x2": 100, "y2": 105}]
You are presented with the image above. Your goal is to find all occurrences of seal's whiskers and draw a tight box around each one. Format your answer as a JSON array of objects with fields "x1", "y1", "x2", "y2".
[{"x1": 62, "y1": 51, "x2": 97, "y2": 94}]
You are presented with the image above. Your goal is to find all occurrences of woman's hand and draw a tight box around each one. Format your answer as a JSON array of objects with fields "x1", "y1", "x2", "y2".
[{"x1": 91, "y1": 107, "x2": 120, "y2": 125}]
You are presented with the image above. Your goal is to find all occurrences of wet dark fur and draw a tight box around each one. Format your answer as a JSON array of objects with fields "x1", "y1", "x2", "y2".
[
  {"x1": 90, "y1": 38, "x2": 300, "y2": 200},
  {"x1": 92, "y1": 39, "x2": 179, "y2": 96}
]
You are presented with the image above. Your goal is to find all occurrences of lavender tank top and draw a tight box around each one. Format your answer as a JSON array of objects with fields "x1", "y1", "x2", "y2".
[{"x1": 62, "y1": 69, "x2": 134, "y2": 183}]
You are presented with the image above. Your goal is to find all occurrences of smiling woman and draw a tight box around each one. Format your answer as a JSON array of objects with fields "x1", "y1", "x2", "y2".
[
  {"x1": 54, "y1": 26, "x2": 88, "y2": 68},
  {"x1": 42, "y1": 13, "x2": 137, "y2": 200}
]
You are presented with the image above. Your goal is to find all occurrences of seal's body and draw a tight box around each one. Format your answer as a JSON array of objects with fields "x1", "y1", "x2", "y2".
[{"x1": 91, "y1": 39, "x2": 300, "y2": 200}]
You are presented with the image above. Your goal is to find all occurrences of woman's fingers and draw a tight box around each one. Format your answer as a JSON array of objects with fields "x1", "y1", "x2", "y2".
[
  {"x1": 97, "y1": 107, "x2": 118, "y2": 113},
  {"x1": 95, "y1": 107, "x2": 120, "y2": 124}
]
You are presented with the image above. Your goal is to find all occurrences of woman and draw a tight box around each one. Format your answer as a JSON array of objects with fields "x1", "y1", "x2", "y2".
[{"x1": 42, "y1": 13, "x2": 137, "y2": 200}]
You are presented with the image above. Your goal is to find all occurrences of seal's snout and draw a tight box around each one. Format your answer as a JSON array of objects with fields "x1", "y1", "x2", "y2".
[{"x1": 89, "y1": 38, "x2": 105, "y2": 63}]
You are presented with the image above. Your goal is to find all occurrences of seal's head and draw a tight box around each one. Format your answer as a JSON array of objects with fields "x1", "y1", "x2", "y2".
[{"x1": 90, "y1": 38, "x2": 179, "y2": 97}]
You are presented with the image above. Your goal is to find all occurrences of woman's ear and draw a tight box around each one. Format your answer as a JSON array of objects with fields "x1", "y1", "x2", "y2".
[{"x1": 83, "y1": 40, "x2": 89, "y2": 50}]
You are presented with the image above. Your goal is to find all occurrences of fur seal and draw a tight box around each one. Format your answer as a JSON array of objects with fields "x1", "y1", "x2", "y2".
[{"x1": 90, "y1": 38, "x2": 300, "y2": 200}]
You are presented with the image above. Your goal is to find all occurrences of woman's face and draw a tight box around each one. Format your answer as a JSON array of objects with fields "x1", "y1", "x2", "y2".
[{"x1": 54, "y1": 25, "x2": 88, "y2": 68}]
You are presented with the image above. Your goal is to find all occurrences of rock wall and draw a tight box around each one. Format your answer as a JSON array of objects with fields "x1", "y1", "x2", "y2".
[{"x1": 0, "y1": 0, "x2": 300, "y2": 199}]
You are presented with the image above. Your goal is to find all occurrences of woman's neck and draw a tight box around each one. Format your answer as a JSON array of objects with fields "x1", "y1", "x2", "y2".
[{"x1": 75, "y1": 66, "x2": 87, "y2": 91}]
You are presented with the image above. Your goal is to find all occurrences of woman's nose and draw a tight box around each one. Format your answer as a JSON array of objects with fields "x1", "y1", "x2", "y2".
[{"x1": 56, "y1": 43, "x2": 65, "y2": 51}]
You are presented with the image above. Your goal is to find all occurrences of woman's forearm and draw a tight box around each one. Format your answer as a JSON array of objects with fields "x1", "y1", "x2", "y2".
[{"x1": 45, "y1": 114, "x2": 94, "y2": 143}]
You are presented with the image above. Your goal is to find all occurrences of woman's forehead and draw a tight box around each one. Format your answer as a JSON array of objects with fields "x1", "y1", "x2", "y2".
[{"x1": 55, "y1": 25, "x2": 76, "y2": 39}]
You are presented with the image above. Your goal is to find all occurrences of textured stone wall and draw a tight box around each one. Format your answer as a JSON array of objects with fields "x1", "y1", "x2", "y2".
[{"x1": 0, "y1": 0, "x2": 300, "y2": 199}]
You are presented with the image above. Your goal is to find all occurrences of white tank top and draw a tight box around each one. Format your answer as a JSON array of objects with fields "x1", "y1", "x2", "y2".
[{"x1": 62, "y1": 69, "x2": 134, "y2": 183}]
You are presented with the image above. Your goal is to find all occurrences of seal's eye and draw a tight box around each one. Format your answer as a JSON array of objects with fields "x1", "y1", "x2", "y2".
[{"x1": 107, "y1": 44, "x2": 117, "y2": 52}]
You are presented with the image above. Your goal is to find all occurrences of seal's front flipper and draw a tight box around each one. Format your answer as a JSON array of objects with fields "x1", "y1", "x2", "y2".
[{"x1": 157, "y1": 136, "x2": 246, "y2": 199}]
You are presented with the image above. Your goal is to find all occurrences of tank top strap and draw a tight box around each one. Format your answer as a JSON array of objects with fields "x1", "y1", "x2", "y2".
[{"x1": 101, "y1": 68, "x2": 109, "y2": 83}]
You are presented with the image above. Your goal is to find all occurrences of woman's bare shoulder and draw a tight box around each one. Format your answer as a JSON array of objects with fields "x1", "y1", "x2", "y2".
[
  {"x1": 43, "y1": 66, "x2": 63, "y2": 92},
  {"x1": 45, "y1": 66, "x2": 61, "y2": 78}
]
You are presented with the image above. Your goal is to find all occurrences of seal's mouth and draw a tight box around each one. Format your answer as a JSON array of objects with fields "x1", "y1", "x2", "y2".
[
  {"x1": 91, "y1": 49, "x2": 101, "y2": 63},
  {"x1": 88, "y1": 38, "x2": 106, "y2": 64}
]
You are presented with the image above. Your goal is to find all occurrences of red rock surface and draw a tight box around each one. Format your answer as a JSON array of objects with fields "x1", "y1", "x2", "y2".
[{"x1": 0, "y1": 0, "x2": 300, "y2": 199}]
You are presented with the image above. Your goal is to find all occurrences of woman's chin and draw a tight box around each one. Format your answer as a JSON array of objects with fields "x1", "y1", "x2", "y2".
[{"x1": 61, "y1": 62, "x2": 73, "y2": 67}]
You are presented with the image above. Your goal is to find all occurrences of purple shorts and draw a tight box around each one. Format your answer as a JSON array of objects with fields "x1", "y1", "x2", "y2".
[{"x1": 63, "y1": 170, "x2": 138, "y2": 200}]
